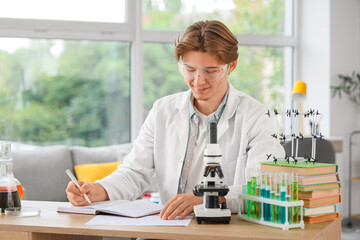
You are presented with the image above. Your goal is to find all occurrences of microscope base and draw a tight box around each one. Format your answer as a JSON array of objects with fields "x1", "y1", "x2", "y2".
[{"x1": 194, "y1": 204, "x2": 231, "y2": 224}]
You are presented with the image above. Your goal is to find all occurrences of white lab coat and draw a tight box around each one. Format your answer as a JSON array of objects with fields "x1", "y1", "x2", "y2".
[{"x1": 98, "y1": 83, "x2": 284, "y2": 213}]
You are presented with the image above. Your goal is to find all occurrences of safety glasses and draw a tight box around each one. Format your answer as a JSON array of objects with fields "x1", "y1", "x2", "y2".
[{"x1": 178, "y1": 57, "x2": 228, "y2": 82}]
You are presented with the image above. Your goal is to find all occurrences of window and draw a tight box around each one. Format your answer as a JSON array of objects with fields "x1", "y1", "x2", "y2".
[
  {"x1": 0, "y1": 0, "x2": 295, "y2": 146},
  {"x1": 143, "y1": 0, "x2": 295, "y2": 132},
  {"x1": 232, "y1": 46, "x2": 287, "y2": 110},
  {"x1": 0, "y1": 39, "x2": 131, "y2": 146},
  {"x1": 143, "y1": 43, "x2": 187, "y2": 116}
]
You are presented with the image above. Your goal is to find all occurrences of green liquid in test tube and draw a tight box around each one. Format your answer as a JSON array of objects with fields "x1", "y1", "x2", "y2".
[
  {"x1": 292, "y1": 173, "x2": 299, "y2": 224},
  {"x1": 256, "y1": 170, "x2": 262, "y2": 219},
  {"x1": 270, "y1": 191, "x2": 276, "y2": 222},
  {"x1": 242, "y1": 184, "x2": 247, "y2": 215},
  {"x1": 256, "y1": 186, "x2": 260, "y2": 219},
  {"x1": 250, "y1": 170, "x2": 257, "y2": 218},
  {"x1": 247, "y1": 170, "x2": 251, "y2": 217},
  {"x1": 241, "y1": 168, "x2": 247, "y2": 215},
  {"x1": 275, "y1": 193, "x2": 280, "y2": 223}
]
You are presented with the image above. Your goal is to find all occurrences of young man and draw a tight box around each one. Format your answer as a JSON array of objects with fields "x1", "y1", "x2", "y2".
[{"x1": 66, "y1": 20, "x2": 284, "y2": 220}]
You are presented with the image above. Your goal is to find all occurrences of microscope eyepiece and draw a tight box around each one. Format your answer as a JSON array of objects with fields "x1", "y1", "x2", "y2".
[{"x1": 209, "y1": 122, "x2": 217, "y2": 144}]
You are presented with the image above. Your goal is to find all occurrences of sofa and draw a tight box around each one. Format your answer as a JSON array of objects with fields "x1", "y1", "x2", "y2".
[{"x1": 11, "y1": 143, "x2": 140, "y2": 202}]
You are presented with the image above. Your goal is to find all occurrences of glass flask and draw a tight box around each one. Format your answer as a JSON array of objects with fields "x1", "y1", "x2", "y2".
[{"x1": 0, "y1": 142, "x2": 21, "y2": 213}]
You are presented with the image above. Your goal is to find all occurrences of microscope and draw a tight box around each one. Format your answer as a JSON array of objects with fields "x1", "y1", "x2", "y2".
[{"x1": 193, "y1": 122, "x2": 231, "y2": 224}]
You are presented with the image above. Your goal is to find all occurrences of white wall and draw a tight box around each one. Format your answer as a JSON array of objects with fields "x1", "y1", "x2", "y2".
[
  {"x1": 298, "y1": 0, "x2": 331, "y2": 136},
  {"x1": 330, "y1": 0, "x2": 360, "y2": 219},
  {"x1": 298, "y1": 0, "x2": 360, "y2": 218}
]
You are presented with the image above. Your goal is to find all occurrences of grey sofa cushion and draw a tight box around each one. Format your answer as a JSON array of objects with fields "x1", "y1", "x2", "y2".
[
  {"x1": 71, "y1": 144, "x2": 132, "y2": 166},
  {"x1": 12, "y1": 146, "x2": 72, "y2": 202}
]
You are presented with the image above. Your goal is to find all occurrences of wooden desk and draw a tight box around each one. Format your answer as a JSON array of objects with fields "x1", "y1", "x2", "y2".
[{"x1": 0, "y1": 201, "x2": 342, "y2": 240}]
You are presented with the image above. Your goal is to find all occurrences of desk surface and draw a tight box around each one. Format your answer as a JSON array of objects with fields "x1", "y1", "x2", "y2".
[{"x1": 0, "y1": 201, "x2": 342, "y2": 240}]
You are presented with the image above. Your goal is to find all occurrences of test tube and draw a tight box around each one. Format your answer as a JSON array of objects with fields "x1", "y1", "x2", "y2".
[
  {"x1": 247, "y1": 168, "x2": 251, "y2": 217},
  {"x1": 256, "y1": 170, "x2": 261, "y2": 219},
  {"x1": 270, "y1": 172, "x2": 277, "y2": 223},
  {"x1": 292, "y1": 173, "x2": 299, "y2": 224},
  {"x1": 250, "y1": 169, "x2": 257, "y2": 218},
  {"x1": 261, "y1": 171, "x2": 267, "y2": 221},
  {"x1": 241, "y1": 168, "x2": 247, "y2": 215},
  {"x1": 287, "y1": 173, "x2": 293, "y2": 224},
  {"x1": 280, "y1": 173, "x2": 287, "y2": 224},
  {"x1": 265, "y1": 172, "x2": 272, "y2": 221},
  {"x1": 274, "y1": 173, "x2": 281, "y2": 223}
]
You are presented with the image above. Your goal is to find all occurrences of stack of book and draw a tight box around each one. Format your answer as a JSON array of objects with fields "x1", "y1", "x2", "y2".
[{"x1": 260, "y1": 160, "x2": 341, "y2": 224}]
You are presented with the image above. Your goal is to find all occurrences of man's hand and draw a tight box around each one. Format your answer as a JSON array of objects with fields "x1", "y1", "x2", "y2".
[
  {"x1": 66, "y1": 181, "x2": 109, "y2": 206},
  {"x1": 159, "y1": 193, "x2": 202, "y2": 220}
]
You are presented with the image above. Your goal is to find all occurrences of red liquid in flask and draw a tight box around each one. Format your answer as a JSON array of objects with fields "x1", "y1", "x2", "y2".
[{"x1": 0, "y1": 187, "x2": 21, "y2": 213}]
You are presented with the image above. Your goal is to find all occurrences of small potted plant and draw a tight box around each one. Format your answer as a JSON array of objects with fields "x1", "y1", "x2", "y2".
[{"x1": 331, "y1": 72, "x2": 360, "y2": 109}]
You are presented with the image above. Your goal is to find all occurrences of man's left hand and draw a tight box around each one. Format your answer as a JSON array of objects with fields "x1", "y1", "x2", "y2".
[{"x1": 159, "y1": 193, "x2": 202, "y2": 220}]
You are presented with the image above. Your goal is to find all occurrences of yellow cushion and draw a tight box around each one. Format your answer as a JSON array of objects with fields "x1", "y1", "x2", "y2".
[{"x1": 74, "y1": 161, "x2": 123, "y2": 183}]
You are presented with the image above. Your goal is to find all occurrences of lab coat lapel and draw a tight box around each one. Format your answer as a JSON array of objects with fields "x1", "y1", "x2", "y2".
[
  {"x1": 174, "y1": 91, "x2": 190, "y2": 161},
  {"x1": 218, "y1": 116, "x2": 229, "y2": 141},
  {"x1": 174, "y1": 110, "x2": 189, "y2": 155},
  {"x1": 218, "y1": 84, "x2": 238, "y2": 140},
  {"x1": 172, "y1": 92, "x2": 190, "y2": 197}
]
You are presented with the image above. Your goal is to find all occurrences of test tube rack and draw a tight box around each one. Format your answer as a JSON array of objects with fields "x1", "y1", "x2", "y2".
[{"x1": 238, "y1": 194, "x2": 305, "y2": 230}]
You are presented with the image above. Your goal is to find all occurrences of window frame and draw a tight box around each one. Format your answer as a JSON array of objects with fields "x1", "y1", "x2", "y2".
[
  {"x1": 0, "y1": 1, "x2": 135, "y2": 41},
  {"x1": 0, "y1": 0, "x2": 297, "y2": 142}
]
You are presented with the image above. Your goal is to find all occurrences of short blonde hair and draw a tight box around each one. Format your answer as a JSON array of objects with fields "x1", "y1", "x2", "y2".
[{"x1": 174, "y1": 20, "x2": 238, "y2": 64}]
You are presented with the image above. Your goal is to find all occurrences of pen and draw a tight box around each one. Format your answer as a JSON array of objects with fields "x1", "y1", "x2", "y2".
[{"x1": 66, "y1": 169, "x2": 91, "y2": 204}]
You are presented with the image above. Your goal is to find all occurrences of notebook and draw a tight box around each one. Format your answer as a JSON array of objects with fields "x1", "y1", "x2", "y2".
[
  {"x1": 299, "y1": 194, "x2": 341, "y2": 208},
  {"x1": 298, "y1": 182, "x2": 341, "y2": 191},
  {"x1": 298, "y1": 174, "x2": 339, "y2": 185},
  {"x1": 303, "y1": 204, "x2": 337, "y2": 216},
  {"x1": 304, "y1": 212, "x2": 339, "y2": 224},
  {"x1": 299, "y1": 188, "x2": 340, "y2": 198},
  {"x1": 57, "y1": 199, "x2": 163, "y2": 218}
]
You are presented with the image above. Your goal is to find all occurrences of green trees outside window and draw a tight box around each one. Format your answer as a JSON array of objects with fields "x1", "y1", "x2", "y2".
[
  {"x1": 143, "y1": 0, "x2": 287, "y2": 35},
  {"x1": 0, "y1": 40, "x2": 130, "y2": 146},
  {"x1": 143, "y1": 0, "x2": 287, "y2": 117},
  {"x1": 0, "y1": 0, "x2": 290, "y2": 146}
]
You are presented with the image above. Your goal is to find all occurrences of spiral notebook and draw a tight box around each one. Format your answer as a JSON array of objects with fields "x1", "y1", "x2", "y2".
[{"x1": 57, "y1": 199, "x2": 163, "y2": 218}]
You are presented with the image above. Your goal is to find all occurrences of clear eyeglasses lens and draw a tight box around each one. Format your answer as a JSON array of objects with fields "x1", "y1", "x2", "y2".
[{"x1": 178, "y1": 61, "x2": 228, "y2": 81}]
